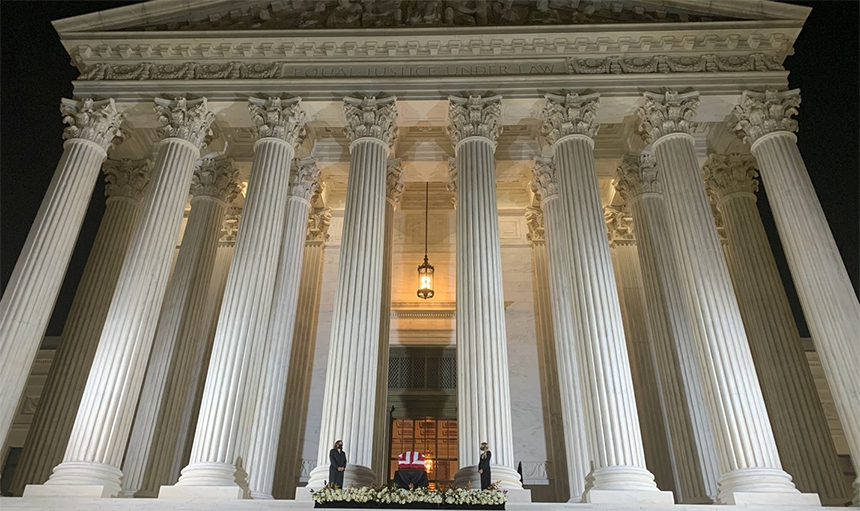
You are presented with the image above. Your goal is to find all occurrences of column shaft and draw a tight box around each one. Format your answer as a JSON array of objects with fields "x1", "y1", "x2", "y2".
[
  {"x1": 0, "y1": 101, "x2": 120, "y2": 447},
  {"x1": 246, "y1": 158, "x2": 319, "y2": 498},
  {"x1": 617, "y1": 156, "x2": 721, "y2": 504},
  {"x1": 32, "y1": 124, "x2": 207, "y2": 496},
  {"x1": 10, "y1": 160, "x2": 148, "y2": 493},
  {"x1": 731, "y1": 94, "x2": 860, "y2": 502},
  {"x1": 524, "y1": 214, "x2": 571, "y2": 502},
  {"x1": 610, "y1": 242, "x2": 676, "y2": 495},
  {"x1": 123, "y1": 159, "x2": 236, "y2": 497},
  {"x1": 272, "y1": 212, "x2": 328, "y2": 498},
  {"x1": 171, "y1": 134, "x2": 297, "y2": 496}
]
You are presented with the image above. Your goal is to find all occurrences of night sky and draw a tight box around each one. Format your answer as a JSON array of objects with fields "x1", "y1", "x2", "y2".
[{"x1": 0, "y1": 0, "x2": 857, "y2": 338}]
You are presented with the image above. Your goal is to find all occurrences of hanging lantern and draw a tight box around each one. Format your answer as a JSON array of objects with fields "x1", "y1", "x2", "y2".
[{"x1": 417, "y1": 182, "x2": 435, "y2": 300}]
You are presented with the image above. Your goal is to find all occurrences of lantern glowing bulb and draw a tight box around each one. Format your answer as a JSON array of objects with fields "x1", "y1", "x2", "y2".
[{"x1": 417, "y1": 182, "x2": 435, "y2": 300}]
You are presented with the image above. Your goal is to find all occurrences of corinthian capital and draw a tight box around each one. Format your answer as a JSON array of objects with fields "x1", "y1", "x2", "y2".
[
  {"x1": 219, "y1": 209, "x2": 240, "y2": 246},
  {"x1": 61, "y1": 97, "x2": 125, "y2": 152},
  {"x1": 248, "y1": 97, "x2": 306, "y2": 147},
  {"x1": 386, "y1": 158, "x2": 405, "y2": 206},
  {"x1": 191, "y1": 157, "x2": 241, "y2": 202},
  {"x1": 732, "y1": 89, "x2": 801, "y2": 146},
  {"x1": 530, "y1": 156, "x2": 558, "y2": 201},
  {"x1": 154, "y1": 97, "x2": 215, "y2": 149},
  {"x1": 604, "y1": 205, "x2": 635, "y2": 246},
  {"x1": 103, "y1": 158, "x2": 151, "y2": 201},
  {"x1": 541, "y1": 92, "x2": 600, "y2": 145},
  {"x1": 615, "y1": 152, "x2": 661, "y2": 202},
  {"x1": 307, "y1": 207, "x2": 333, "y2": 243},
  {"x1": 289, "y1": 157, "x2": 322, "y2": 202},
  {"x1": 524, "y1": 205, "x2": 545, "y2": 243},
  {"x1": 447, "y1": 95, "x2": 502, "y2": 146},
  {"x1": 343, "y1": 96, "x2": 398, "y2": 146},
  {"x1": 702, "y1": 153, "x2": 759, "y2": 204},
  {"x1": 447, "y1": 157, "x2": 458, "y2": 208},
  {"x1": 637, "y1": 90, "x2": 700, "y2": 144}
]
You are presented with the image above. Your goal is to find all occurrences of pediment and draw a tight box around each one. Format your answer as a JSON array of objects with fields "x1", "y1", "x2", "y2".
[{"x1": 54, "y1": 0, "x2": 810, "y2": 34}]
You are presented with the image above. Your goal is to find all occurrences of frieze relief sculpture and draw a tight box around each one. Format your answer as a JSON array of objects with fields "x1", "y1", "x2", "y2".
[{"x1": 137, "y1": 0, "x2": 736, "y2": 32}]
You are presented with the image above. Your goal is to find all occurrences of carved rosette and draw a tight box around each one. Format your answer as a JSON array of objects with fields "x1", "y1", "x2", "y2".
[
  {"x1": 530, "y1": 156, "x2": 559, "y2": 201},
  {"x1": 102, "y1": 158, "x2": 151, "y2": 201},
  {"x1": 289, "y1": 157, "x2": 322, "y2": 202},
  {"x1": 60, "y1": 97, "x2": 125, "y2": 152},
  {"x1": 732, "y1": 89, "x2": 801, "y2": 146},
  {"x1": 604, "y1": 205, "x2": 635, "y2": 247},
  {"x1": 637, "y1": 90, "x2": 700, "y2": 144},
  {"x1": 307, "y1": 207, "x2": 333, "y2": 243},
  {"x1": 447, "y1": 95, "x2": 502, "y2": 146},
  {"x1": 154, "y1": 97, "x2": 215, "y2": 149},
  {"x1": 524, "y1": 205, "x2": 545, "y2": 243},
  {"x1": 541, "y1": 92, "x2": 600, "y2": 145},
  {"x1": 343, "y1": 96, "x2": 398, "y2": 146},
  {"x1": 219, "y1": 208, "x2": 241, "y2": 246},
  {"x1": 386, "y1": 158, "x2": 405, "y2": 206},
  {"x1": 191, "y1": 157, "x2": 242, "y2": 202},
  {"x1": 702, "y1": 153, "x2": 759, "y2": 204},
  {"x1": 446, "y1": 157, "x2": 458, "y2": 208},
  {"x1": 614, "y1": 152, "x2": 661, "y2": 202},
  {"x1": 248, "y1": 96, "x2": 307, "y2": 147}
]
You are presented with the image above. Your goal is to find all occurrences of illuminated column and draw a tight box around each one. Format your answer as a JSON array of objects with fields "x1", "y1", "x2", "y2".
[
  {"x1": 704, "y1": 152, "x2": 851, "y2": 504},
  {"x1": 0, "y1": 98, "x2": 123, "y2": 450},
  {"x1": 448, "y1": 95, "x2": 524, "y2": 494},
  {"x1": 524, "y1": 204, "x2": 571, "y2": 503},
  {"x1": 123, "y1": 158, "x2": 240, "y2": 497},
  {"x1": 638, "y1": 90, "x2": 812, "y2": 506},
  {"x1": 615, "y1": 154, "x2": 720, "y2": 503},
  {"x1": 733, "y1": 90, "x2": 860, "y2": 505},
  {"x1": 166, "y1": 97, "x2": 306, "y2": 499},
  {"x1": 272, "y1": 206, "x2": 331, "y2": 499},
  {"x1": 246, "y1": 158, "x2": 321, "y2": 499},
  {"x1": 10, "y1": 159, "x2": 149, "y2": 494},
  {"x1": 542, "y1": 93, "x2": 670, "y2": 504},
  {"x1": 306, "y1": 96, "x2": 398, "y2": 490},
  {"x1": 28, "y1": 97, "x2": 214, "y2": 498},
  {"x1": 604, "y1": 206, "x2": 676, "y2": 496},
  {"x1": 529, "y1": 159, "x2": 590, "y2": 502},
  {"x1": 372, "y1": 158, "x2": 405, "y2": 485}
]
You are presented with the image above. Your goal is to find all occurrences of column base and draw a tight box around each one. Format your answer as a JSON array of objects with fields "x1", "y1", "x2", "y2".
[
  {"x1": 583, "y1": 489, "x2": 675, "y2": 505},
  {"x1": 305, "y1": 463, "x2": 376, "y2": 490},
  {"x1": 250, "y1": 491, "x2": 274, "y2": 499},
  {"x1": 24, "y1": 461, "x2": 123, "y2": 498},
  {"x1": 453, "y1": 465, "x2": 526, "y2": 494},
  {"x1": 582, "y1": 466, "x2": 673, "y2": 505},
  {"x1": 162, "y1": 461, "x2": 248, "y2": 499},
  {"x1": 720, "y1": 491, "x2": 821, "y2": 507}
]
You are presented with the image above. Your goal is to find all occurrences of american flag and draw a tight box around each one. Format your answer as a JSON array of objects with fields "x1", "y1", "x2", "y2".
[{"x1": 397, "y1": 451, "x2": 426, "y2": 470}]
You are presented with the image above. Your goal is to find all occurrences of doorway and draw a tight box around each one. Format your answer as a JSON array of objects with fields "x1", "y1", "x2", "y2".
[{"x1": 389, "y1": 418, "x2": 458, "y2": 489}]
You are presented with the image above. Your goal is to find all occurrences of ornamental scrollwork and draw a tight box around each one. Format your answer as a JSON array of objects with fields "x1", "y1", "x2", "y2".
[
  {"x1": 248, "y1": 96, "x2": 307, "y2": 147},
  {"x1": 530, "y1": 156, "x2": 558, "y2": 201},
  {"x1": 731, "y1": 89, "x2": 801, "y2": 146},
  {"x1": 103, "y1": 158, "x2": 151, "y2": 201},
  {"x1": 290, "y1": 157, "x2": 322, "y2": 202},
  {"x1": 447, "y1": 95, "x2": 502, "y2": 145},
  {"x1": 637, "y1": 90, "x2": 700, "y2": 144},
  {"x1": 61, "y1": 97, "x2": 125, "y2": 151},
  {"x1": 541, "y1": 92, "x2": 600, "y2": 144},
  {"x1": 191, "y1": 157, "x2": 242, "y2": 202},
  {"x1": 154, "y1": 97, "x2": 216, "y2": 149},
  {"x1": 567, "y1": 53, "x2": 782, "y2": 75},
  {"x1": 702, "y1": 153, "x2": 759, "y2": 203},
  {"x1": 343, "y1": 96, "x2": 398, "y2": 146},
  {"x1": 614, "y1": 152, "x2": 661, "y2": 201}
]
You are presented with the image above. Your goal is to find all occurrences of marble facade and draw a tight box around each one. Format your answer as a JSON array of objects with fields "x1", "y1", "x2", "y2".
[{"x1": 1, "y1": 1, "x2": 858, "y2": 510}]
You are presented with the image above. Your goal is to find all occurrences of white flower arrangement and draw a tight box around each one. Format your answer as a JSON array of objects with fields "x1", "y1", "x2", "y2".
[{"x1": 311, "y1": 483, "x2": 507, "y2": 508}]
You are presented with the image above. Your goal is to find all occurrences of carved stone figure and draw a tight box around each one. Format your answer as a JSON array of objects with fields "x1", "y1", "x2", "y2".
[
  {"x1": 445, "y1": 0, "x2": 488, "y2": 25},
  {"x1": 361, "y1": 0, "x2": 402, "y2": 27},
  {"x1": 327, "y1": 0, "x2": 364, "y2": 28},
  {"x1": 492, "y1": 0, "x2": 525, "y2": 24},
  {"x1": 406, "y1": 0, "x2": 442, "y2": 25},
  {"x1": 529, "y1": 0, "x2": 560, "y2": 24},
  {"x1": 298, "y1": 2, "x2": 328, "y2": 28}
]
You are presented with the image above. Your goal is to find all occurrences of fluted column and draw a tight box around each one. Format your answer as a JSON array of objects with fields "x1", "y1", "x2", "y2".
[
  {"x1": 306, "y1": 96, "x2": 398, "y2": 490},
  {"x1": 246, "y1": 158, "x2": 321, "y2": 499},
  {"x1": 529, "y1": 159, "x2": 590, "y2": 502},
  {"x1": 704, "y1": 152, "x2": 851, "y2": 504},
  {"x1": 0, "y1": 99, "x2": 124, "y2": 450},
  {"x1": 604, "y1": 207, "x2": 676, "y2": 495},
  {"x1": 273, "y1": 206, "x2": 331, "y2": 499},
  {"x1": 24, "y1": 97, "x2": 214, "y2": 498},
  {"x1": 123, "y1": 158, "x2": 240, "y2": 497},
  {"x1": 10, "y1": 159, "x2": 149, "y2": 494},
  {"x1": 542, "y1": 92, "x2": 670, "y2": 504},
  {"x1": 733, "y1": 89, "x2": 860, "y2": 505},
  {"x1": 638, "y1": 90, "x2": 812, "y2": 506},
  {"x1": 447, "y1": 95, "x2": 523, "y2": 493},
  {"x1": 372, "y1": 158, "x2": 405, "y2": 485},
  {"x1": 615, "y1": 154, "x2": 720, "y2": 503},
  {"x1": 165, "y1": 97, "x2": 306, "y2": 499}
]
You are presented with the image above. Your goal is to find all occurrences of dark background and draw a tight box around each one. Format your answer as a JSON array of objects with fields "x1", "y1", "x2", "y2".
[{"x1": 1, "y1": 0, "x2": 858, "y2": 337}]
